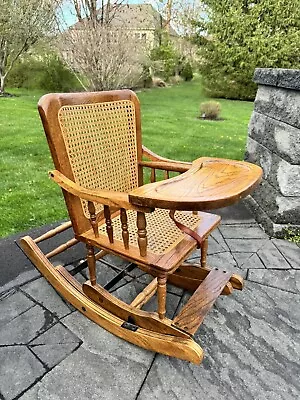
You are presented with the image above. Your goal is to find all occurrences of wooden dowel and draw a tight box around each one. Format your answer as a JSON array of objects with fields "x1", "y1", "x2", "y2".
[
  {"x1": 157, "y1": 276, "x2": 167, "y2": 320},
  {"x1": 104, "y1": 205, "x2": 114, "y2": 243},
  {"x1": 88, "y1": 201, "x2": 99, "y2": 238},
  {"x1": 137, "y1": 212, "x2": 147, "y2": 257},
  {"x1": 95, "y1": 250, "x2": 108, "y2": 261},
  {"x1": 46, "y1": 238, "x2": 78, "y2": 259},
  {"x1": 164, "y1": 170, "x2": 170, "y2": 180},
  {"x1": 130, "y1": 278, "x2": 158, "y2": 309},
  {"x1": 120, "y1": 208, "x2": 129, "y2": 249},
  {"x1": 150, "y1": 168, "x2": 156, "y2": 183},
  {"x1": 34, "y1": 221, "x2": 72, "y2": 244}
]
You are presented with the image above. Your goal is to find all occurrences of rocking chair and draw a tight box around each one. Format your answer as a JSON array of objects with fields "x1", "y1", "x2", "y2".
[{"x1": 20, "y1": 90, "x2": 262, "y2": 364}]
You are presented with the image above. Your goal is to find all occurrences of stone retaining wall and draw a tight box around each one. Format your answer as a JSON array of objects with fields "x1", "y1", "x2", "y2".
[{"x1": 245, "y1": 68, "x2": 300, "y2": 237}]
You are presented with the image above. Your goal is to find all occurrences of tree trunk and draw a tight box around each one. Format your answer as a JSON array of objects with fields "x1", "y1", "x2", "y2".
[{"x1": 0, "y1": 75, "x2": 5, "y2": 94}]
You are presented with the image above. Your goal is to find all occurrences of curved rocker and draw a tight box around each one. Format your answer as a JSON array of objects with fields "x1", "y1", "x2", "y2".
[{"x1": 20, "y1": 89, "x2": 262, "y2": 364}]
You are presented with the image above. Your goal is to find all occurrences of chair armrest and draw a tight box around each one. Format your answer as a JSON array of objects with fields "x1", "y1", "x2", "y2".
[
  {"x1": 49, "y1": 170, "x2": 153, "y2": 213},
  {"x1": 142, "y1": 145, "x2": 192, "y2": 172}
]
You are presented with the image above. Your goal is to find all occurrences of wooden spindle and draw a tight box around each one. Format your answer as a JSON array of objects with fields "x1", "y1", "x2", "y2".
[
  {"x1": 120, "y1": 208, "x2": 129, "y2": 249},
  {"x1": 150, "y1": 168, "x2": 156, "y2": 183},
  {"x1": 130, "y1": 278, "x2": 157, "y2": 309},
  {"x1": 46, "y1": 238, "x2": 78, "y2": 259},
  {"x1": 86, "y1": 244, "x2": 96, "y2": 286},
  {"x1": 164, "y1": 170, "x2": 170, "y2": 180},
  {"x1": 157, "y1": 275, "x2": 167, "y2": 319},
  {"x1": 34, "y1": 221, "x2": 72, "y2": 244},
  {"x1": 88, "y1": 201, "x2": 99, "y2": 238},
  {"x1": 137, "y1": 211, "x2": 147, "y2": 257},
  {"x1": 104, "y1": 205, "x2": 113, "y2": 243},
  {"x1": 201, "y1": 238, "x2": 208, "y2": 268}
]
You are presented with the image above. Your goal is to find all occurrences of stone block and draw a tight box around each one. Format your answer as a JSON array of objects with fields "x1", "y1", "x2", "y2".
[
  {"x1": 244, "y1": 195, "x2": 300, "y2": 237},
  {"x1": 0, "y1": 346, "x2": 45, "y2": 400},
  {"x1": 246, "y1": 137, "x2": 300, "y2": 196},
  {"x1": 248, "y1": 111, "x2": 300, "y2": 165},
  {"x1": 254, "y1": 68, "x2": 300, "y2": 91},
  {"x1": 251, "y1": 179, "x2": 300, "y2": 224},
  {"x1": 254, "y1": 85, "x2": 300, "y2": 129}
]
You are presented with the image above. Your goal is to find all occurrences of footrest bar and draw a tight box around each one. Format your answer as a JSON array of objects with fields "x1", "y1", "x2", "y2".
[{"x1": 173, "y1": 268, "x2": 232, "y2": 335}]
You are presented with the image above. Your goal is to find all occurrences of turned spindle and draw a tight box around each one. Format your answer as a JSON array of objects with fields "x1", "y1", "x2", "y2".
[
  {"x1": 120, "y1": 208, "x2": 129, "y2": 249},
  {"x1": 104, "y1": 205, "x2": 114, "y2": 243},
  {"x1": 157, "y1": 275, "x2": 167, "y2": 319},
  {"x1": 137, "y1": 211, "x2": 147, "y2": 257},
  {"x1": 86, "y1": 244, "x2": 96, "y2": 286},
  {"x1": 88, "y1": 201, "x2": 99, "y2": 237}
]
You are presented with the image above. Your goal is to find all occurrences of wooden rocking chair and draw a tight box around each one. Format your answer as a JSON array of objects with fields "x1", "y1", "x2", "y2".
[{"x1": 20, "y1": 90, "x2": 262, "y2": 364}]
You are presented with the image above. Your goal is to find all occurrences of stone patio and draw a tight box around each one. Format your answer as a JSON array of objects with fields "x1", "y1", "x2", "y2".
[{"x1": 0, "y1": 203, "x2": 299, "y2": 400}]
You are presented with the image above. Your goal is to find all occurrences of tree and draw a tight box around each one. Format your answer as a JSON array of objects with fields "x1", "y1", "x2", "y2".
[
  {"x1": 0, "y1": 0, "x2": 57, "y2": 95},
  {"x1": 197, "y1": 0, "x2": 300, "y2": 100},
  {"x1": 58, "y1": 1, "x2": 148, "y2": 91}
]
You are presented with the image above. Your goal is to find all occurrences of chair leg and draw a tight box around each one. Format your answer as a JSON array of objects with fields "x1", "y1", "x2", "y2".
[
  {"x1": 87, "y1": 244, "x2": 96, "y2": 286},
  {"x1": 200, "y1": 238, "x2": 208, "y2": 268},
  {"x1": 157, "y1": 275, "x2": 167, "y2": 319}
]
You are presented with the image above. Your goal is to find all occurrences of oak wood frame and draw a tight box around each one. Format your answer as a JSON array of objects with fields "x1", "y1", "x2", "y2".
[{"x1": 19, "y1": 89, "x2": 262, "y2": 364}]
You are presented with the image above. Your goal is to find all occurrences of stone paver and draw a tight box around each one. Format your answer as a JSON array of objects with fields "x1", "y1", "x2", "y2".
[
  {"x1": 0, "y1": 290, "x2": 35, "y2": 328},
  {"x1": 248, "y1": 269, "x2": 300, "y2": 294},
  {"x1": 257, "y1": 240, "x2": 292, "y2": 269},
  {"x1": 137, "y1": 282, "x2": 300, "y2": 400},
  {"x1": 0, "y1": 304, "x2": 56, "y2": 345},
  {"x1": 272, "y1": 239, "x2": 300, "y2": 269},
  {"x1": 0, "y1": 346, "x2": 45, "y2": 400},
  {"x1": 22, "y1": 278, "x2": 72, "y2": 318},
  {"x1": 1, "y1": 206, "x2": 299, "y2": 400}
]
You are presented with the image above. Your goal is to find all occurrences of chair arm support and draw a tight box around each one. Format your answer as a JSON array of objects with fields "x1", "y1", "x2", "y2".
[
  {"x1": 49, "y1": 170, "x2": 153, "y2": 213},
  {"x1": 142, "y1": 145, "x2": 192, "y2": 172}
]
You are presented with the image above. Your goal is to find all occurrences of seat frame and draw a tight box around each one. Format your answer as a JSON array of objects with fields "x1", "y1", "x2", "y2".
[{"x1": 20, "y1": 90, "x2": 262, "y2": 364}]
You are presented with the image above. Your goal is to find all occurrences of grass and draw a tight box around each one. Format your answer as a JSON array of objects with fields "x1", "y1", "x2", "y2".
[{"x1": 0, "y1": 79, "x2": 253, "y2": 237}]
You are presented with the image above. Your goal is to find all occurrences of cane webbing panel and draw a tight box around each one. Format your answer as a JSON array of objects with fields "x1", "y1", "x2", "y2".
[
  {"x1": 58, "y1": 100, "x2": 138, "y2": 218},
  {"x1": 98, "y1": 209, "x2": 201, "y2": 255}
]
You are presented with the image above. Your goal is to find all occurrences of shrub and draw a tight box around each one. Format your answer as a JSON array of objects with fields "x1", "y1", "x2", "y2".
[
  {"x1": 200, "y1": 101, "x2": 221, "y2": 120},
  {"x1": 180, "y1": 62, "x2": 193, "y2": 81},
  {"x1": 150, "y1": 36, "x2": 180, "y2": 80},
  {"x1": 152, "y1": 77, "x2": 167, "y2": 87},
  {"x1": 7, "y1": 54, "x2": 81, "y2": 92},
  {"x1": 168, "y1": 75, "x2": 183, "y2": 85}
]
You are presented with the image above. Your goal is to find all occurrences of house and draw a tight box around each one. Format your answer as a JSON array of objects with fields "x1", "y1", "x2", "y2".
[{"x1": 71, "y1": 3, "x2": 178, "y2": 50}]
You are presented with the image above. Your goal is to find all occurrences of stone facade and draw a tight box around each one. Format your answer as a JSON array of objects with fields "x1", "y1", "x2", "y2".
[{"x1": 245, "y1": 68, "x2": 300, "y2": 236}]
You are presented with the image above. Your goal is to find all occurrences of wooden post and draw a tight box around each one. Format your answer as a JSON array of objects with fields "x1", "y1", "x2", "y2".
[
  {"x1": 120, "y1": 208, "x2": 129, "y2": 249},
  {"x1": 137, "y1": 212, "x2": 147, "y2": 257},
  {"x1": 150, "y1": 168, "x2": 156, "y2": 183},
  {"x1": 86, "y1": 244, "x2": 96, "y2": 286},
  {"x1": 157, "y1": 275, "x2": 167, "y2": 319},
  {"x1": 201, "y1": 238, "x2": 208, "y2": 268},
  {"x1": 104, "y1": 205, "x2": 113, "y2": 243}
]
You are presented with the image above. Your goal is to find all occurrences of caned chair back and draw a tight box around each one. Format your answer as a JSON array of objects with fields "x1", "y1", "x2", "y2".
[{"x1": 38, "y1": 90, "x2": 143, "y2": 235}]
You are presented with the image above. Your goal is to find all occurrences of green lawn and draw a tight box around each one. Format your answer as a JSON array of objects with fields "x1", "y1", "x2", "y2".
[{"x1": 0, "y1": 80, "x2": 253, "y2": 237}]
